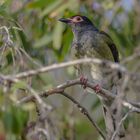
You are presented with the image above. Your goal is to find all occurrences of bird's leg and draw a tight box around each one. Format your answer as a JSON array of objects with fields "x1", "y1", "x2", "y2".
[
  {"x1": 93, "y1": 84, "x2": 101, "y2": 93},
  {"x1": 80, "y1": 75, "x2": 88, "y2": 89}
]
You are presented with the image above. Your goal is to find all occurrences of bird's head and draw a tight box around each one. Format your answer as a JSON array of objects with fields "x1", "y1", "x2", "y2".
[
  {"x1": 59, "y1": 15, "x2": 95, "y2": 33},
  {"x1": 59, "y1": 15, "x2": 93, "y2": 26}
]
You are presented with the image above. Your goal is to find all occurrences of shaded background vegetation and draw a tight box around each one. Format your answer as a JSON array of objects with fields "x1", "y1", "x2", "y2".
[{"x1": 0, "y1": 0, "x2": 140, "y2": 140}]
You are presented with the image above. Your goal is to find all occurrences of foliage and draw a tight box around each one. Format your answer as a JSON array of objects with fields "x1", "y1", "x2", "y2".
[{"x1": 0, "y1": 0, "x2": 140, "y2": 140}]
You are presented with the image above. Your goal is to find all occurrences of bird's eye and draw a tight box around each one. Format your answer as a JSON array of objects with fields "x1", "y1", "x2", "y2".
[
  {"x1": 76, "y1": 17, "x2": 81, "y2": 21},
  {"x1": 72, "y1": 16, "x2": 83, "y2": 23}
]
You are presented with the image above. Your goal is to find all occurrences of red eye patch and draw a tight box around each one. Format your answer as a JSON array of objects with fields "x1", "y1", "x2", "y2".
[{"x1": 72, "y1": 16, "x2": 83, "y2": 23}]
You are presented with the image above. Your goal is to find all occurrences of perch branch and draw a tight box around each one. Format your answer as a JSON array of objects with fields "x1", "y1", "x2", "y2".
[{"x1": 17, "y1": 78, "x2": 140, "y2": 113}]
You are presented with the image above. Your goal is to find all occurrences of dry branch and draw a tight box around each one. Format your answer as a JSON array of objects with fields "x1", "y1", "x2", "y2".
[
  {"x1": 4, "y1": 58, "x2": 131, "y2": 79},
  {"x1": 1, "y1": 58, "x2": 140, "y2": 140},
  {"x1": 16, "y1": 78, "x2": 140, "y2": 113}
]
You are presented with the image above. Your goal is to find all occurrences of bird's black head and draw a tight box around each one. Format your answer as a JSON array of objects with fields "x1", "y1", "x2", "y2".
[
  {"x1": 59, "y1": 15, "x2": 93, "y2": 26},
  {"x1": 59, "y1": 15, "x2": 97, "y2": 36}
]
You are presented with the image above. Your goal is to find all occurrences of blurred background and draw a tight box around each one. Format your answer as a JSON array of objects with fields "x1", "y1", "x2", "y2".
[{"x1": 0, "y1": 0, "x2": 140, "y2": 140}]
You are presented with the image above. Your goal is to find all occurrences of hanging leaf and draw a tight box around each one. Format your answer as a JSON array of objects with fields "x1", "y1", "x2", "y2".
[{"x1": 52, "y1": 22, "x2": 64, "y2": 50}]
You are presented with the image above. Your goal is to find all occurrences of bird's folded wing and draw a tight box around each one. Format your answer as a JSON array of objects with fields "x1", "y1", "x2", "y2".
[{"x1": 99, "y1": 31, "x2": 119, "y2": 62}]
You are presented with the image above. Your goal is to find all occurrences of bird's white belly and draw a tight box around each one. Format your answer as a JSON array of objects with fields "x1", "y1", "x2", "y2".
[
  {"x1": 82, "y1": 55, "x2": 103, "y2": 84},
  {"x1": 91, "y1": 64, "x2": 103, "y2": 83}
]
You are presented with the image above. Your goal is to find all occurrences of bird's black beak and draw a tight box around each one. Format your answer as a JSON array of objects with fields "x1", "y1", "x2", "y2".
[{"x1": 59, "y1": 18, "x2": 71, "y2": 24}]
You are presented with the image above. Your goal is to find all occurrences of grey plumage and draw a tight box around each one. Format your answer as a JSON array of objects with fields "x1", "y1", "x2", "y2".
[{"x1": 71, "y1": 20, "x2": 119, "y2": 91}]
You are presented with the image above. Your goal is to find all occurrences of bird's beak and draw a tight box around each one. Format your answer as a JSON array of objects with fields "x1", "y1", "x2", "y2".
[{"x1": 59, "y1": 18, "x2": 72, "y2": 24}]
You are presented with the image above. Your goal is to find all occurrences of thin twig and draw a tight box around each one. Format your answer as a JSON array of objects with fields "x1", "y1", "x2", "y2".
[
  {"x1": 17, "y1": 78, "x2": 114, "y2": 104},
  {"x1": 0, "y1": 58, "x2": 140, "y2": 86},
  {"x1": 61, "y1": 92, "x2": 106, "y2": 140},
  {"x1": 0, "y1": 75, "x2": 139, "y2": 113},
  {"x1": 16, "y1": 78, "x2": 140, "y2": 113},
  {"x1": 1, "y1": 69, "x2": 140, "y2": 139},
  {"x1": 37, "y1": 128, "x2": 50, "y2": 140},
  {"x1": 9, "y1": 58, "x2": 127, "y2": 79},
  {"x1": 121, "y1": 52, "x2": 140, "y2": 64},
  {"x1": 111, "y1": 111, "x2": 132, "y2": 140},
  {"x1": 0, "y1": 26, "x2": 13, "y2": 46}
]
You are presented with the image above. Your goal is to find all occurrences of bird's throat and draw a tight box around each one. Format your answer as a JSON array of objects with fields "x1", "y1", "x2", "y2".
[{"x1": 72, "y1": 24, "x2": 98, "y2": 42}]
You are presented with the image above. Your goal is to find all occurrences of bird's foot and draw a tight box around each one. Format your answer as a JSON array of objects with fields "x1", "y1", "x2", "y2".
[
  {"x1": 80, "y1": 75, "x2": 88, "y2": 89},
  {"x1": 93, "y1": 84, "x2": 101, "y2": 93}
]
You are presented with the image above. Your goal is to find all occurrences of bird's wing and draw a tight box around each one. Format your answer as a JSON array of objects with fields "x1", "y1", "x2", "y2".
[
  {"x1": 99, "y1": 31, "x2": 119, "y2": 62},
  {"x1": 98, "y1": 31, "x2": 122, "y2": 79},
  {"x1": 86, "y1": 30, "x2": 118, "y2": 62}
]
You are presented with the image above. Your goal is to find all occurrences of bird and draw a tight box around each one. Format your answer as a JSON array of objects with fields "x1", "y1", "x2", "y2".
[{"x1": 59, "y1": 15, "x2": 124, "y2": 139}]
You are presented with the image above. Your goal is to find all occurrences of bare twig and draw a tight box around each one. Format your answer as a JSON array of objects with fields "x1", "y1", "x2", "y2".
[
  {"x1": 111, "y1": 111, "x2": 132, "y2": 140},
  {"x1": 17, "y1": 78, "x2": 114, "y2": 104},
  {"x1": 0, "y1": 58, "x2": 140, "y2": 139},
  {"x1": 26, "y1": 85, "x2": 53, "y2": 112},
  {"x1": 0, "y1": 74, "x2": 139, "y2": 114},
  {"x1": 9, "y1": 58, "x2": 127, "y2": 79},
  {"x1": 0, "y1": 26, "x2": 13, "y2": 46},
  {"x1": 37, "y1": 128, "x2": 50, "y2": 140},
  {"x1": 16, "y1": 78, "x2": 140, "y2": 113},
  {"x1": 16, "y1": 78, "x2": 140, "y2": 140},
  {"x1": 15, "y1": 79, "x2": 106, "y2": 139},
  {"x1": 61, "y1": 92, "x2": 106, "y2": 140},
  {"x1": 121, "y1": 51, "x2": 140, "y2": 64},
  {"x1": 0, "y1": 58, "x2": 137, "y2": 86},
  {"x1": 0, "y1": 58, "x2": 140, "y2": 86}
]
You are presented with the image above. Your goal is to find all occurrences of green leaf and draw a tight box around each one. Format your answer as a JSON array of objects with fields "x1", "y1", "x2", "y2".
[
  {"x1": 59, "y1": 28, "x2": 72, "y2": 60},
  {"x1": 91, "y1": 98, "x2": 100, "y2": 110},
  {"x1": 34, "y1": 33, "x2": 53, "y2": 48},
  {"x1": 53, "y1": 22, "x2": 64, "y2": 50},
  {"x1": 76, "y1": 121, "x2": 91, "y2": 133},
  {"x1": 27, "y1": 0, "x2": 52, "y2": 8},
  {"x1": 2, "y1": 105, "x2": 28, "y2": 134},
  {"x1": 11, "y1": 81, "x2": 27, "y2": 92},
  {"x1": 40, "y1": 0, "x2": 63, "y2": 18},
  {"x1": 50, "y1": 2, "x2": 70, "y2": 16}
]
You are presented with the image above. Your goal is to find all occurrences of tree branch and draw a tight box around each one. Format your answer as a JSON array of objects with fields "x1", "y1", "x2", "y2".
[
  {"x1": 60, "y1": 92, "x2": 106, "y2": 139},
  {"x1": 17, "y1": 78, "x2": 140, "y2": 113},
  {"x1": 4, "y1": 58, "x2": 139, "y2": 80},
  {"x1": 111, "y1": 111, "x2": 132, "y2": 140},
  {"x1": 1, "y1": 58, "x2": 140, "y2": 139}
]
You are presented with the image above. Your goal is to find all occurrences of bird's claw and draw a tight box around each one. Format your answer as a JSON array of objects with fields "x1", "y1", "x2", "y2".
[
  {"x1": 93, "y1": 84, "x2": 101, "y2": 93},
  {"x1": 80, "y1": 76, "x2": 88, "y2": 89}
]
